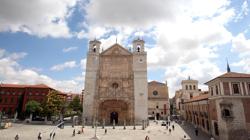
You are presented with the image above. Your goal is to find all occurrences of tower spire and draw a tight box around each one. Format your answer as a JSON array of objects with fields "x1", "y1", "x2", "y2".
[{"x1": 226, "y1": 58, "x2": 231, "y2": 73}]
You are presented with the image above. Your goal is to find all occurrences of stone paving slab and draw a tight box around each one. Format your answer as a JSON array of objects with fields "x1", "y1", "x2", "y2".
[{"x1": 0, "y1": 121, "x2": 210, "y2": 140}]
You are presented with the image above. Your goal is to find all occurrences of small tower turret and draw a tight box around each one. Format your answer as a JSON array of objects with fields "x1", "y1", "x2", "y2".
[
  {"x1": 89, "y1": 39, "x2": 101, "y2": 54},
  {"x1": 132, "y1": 38, "x2": 145, "y2": 53}
]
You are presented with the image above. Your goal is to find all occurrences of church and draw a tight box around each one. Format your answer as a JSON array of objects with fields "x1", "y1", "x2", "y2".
[{"x1": 83, "y1": 38, "x2": 148, "y2": 125}]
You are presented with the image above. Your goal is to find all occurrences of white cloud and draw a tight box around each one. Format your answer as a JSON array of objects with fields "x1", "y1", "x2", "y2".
[
  {"x1": 234, "y1": 1, "x2": 249, "y2": 22},
  {"x1": 232, "y1": 33, "x2": 250, "y2": 54},
  {"x1": 50, "y1": 61, "x2": 77, "y2": 71},
  {"x1": 63, "y1": 46, "x2": 78, "y2": 53},
  {"x1": 0, "y1": 49, "x2": 83, "y2": 93},
  {"x1": 0, "y1": 0, "x2": 79, "y2": 38},
  {"x1": 82, "y1": 0, "x2": 235, "y2": 98}
]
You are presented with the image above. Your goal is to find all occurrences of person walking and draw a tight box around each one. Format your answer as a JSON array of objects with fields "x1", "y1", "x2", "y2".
[
  {"x1": 181, "y1": 135, "x2": 187, "y2": 140},
  {"x1": 52, "y1": 133, "x2": 55, "y2": 140},
  {"x1": 169, "y1": 128, "x2": 171, "y2": 135},
  {"x1": 145, "y1": 135, "x2": 150, "y2": 140},
  {"x1": 49, "y1": 132, "x2": 52, "y2": 139},
  {"x1": 172, "y1": 124, "x2": 175, "y2": 130},
  {"x1": 104, "y1": 128, "x2": 107, "y2": 134},
  {"x1": 195, "y1": 128, "x2": 198, "y2": 136},
  {"x1": 38, "y1": 132, "x2": 42, "y2": 140},
  {"x1": 14, "y1": 134, "x2": 19, "y2": 140},
  {"x1": 72, "y1": 129, "x2": 75, "y2": 136}
]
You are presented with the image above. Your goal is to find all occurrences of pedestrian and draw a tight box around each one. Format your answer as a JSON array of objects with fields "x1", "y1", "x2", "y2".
[
  {"x1": 105, "y1": 128, "x2": 107, "y2": 134},
  {"x1": 195, "y1": 128, "x2": 198, "y2": 136},
  {"x1": 38, "y1": 132, "x2": 42, "y2": 140},
  {"x1": 181, "y1": 135, "x2": 187, "y2": 140},
  {"x1": 166, "y1": 125, "x2": 168, "y2": 130},
  {"x1": 145, "y1": 135, "x2": 150, "y2": 140},
  {"x1": 49, "y1": 132, "x2": 52, "y2": 138},
  {"x1": 169, "y1": 128, "x2": 171, "y2": 134},
  {"x1": 81, "y1": 126, "x2": 84, "y2": 134},
  {"x1": 172, "y1": 124, "x2": 175, "y2": 130},
  {"x1": 14, "y1": 134, "x2": 19, "y2": 140},
  {"x1": 210, "y1": 136, "x2": 215, "y2": 140},
  {"x1": 72, "y1": 129, "x2": 75, "y2": 136},
  {"x1": 53, "y1": 133, "x2": 55, "y2": 140}
]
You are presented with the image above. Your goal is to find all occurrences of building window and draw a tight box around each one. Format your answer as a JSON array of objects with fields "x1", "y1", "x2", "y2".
[
  {"x1": 161, "y1": 112, "x2": 163, "y2": 114},
  {"x1": 156, "y1": 105, "x2": 159, "y2": 109},
  {"x1": 186, "y1": 85, "x2": 188, "y2": 90},
  {"x1": 112, "y1": 83, "x2": 119, "y2": 89},
  {"x1": 193, "y1": 85, "x2": 196, "y2": 90},
  {"x1": 232, "y1": 83, "x2": 240, "y2": 94},
  {"x1": 248, "y1": 83, "x2": 250, "y2": 95},
  {"x1": 190, "y1": 93, "x2": 193, "y2": 99},
  {"x1": 206, "y1": 120, "x2": 209, "y2": 131},
  {"x1": 4, "y1": 98, "x2": 8, "y2": 103},
  {"x1": 214, "y1": 122, "x2": 219, "y2": 136},
  {"x1": 215, "y1": 85, "x2": 219, "y2": 95},
  {"x1": 189, "y1": 85, "x2": 192, "y2": 90},
  {"x1": 0, "y1": 97, "x2": 2, "y2": 103},
  {"x1": 222, "y1": 108, "x2": 232, "y2": 118},
  {"x1": 10, "y1": 98, "x2": 14, "y2": 103},
  {"x1": 153, "y1": 90, "x2": 158, "y2": 96},
  {"x1": 211, "y1": 87, "x2": 214, "y2": 96},
  {"x1": 152, "y1": 111, "x2": 154, "y2": 114}
]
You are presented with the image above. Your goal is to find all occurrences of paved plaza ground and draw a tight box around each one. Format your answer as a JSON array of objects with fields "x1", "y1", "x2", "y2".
[{"x1": 0, "y1": 121, "x2": 211, "y2": 140}]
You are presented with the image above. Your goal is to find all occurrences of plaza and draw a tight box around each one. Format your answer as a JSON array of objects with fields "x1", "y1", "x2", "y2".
[{"x1": 0, "y1": 121, "x2": 210, "y2": 140}]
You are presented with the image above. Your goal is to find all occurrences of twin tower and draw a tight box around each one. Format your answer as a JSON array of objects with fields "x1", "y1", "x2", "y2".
[{"x1": 83, "y1": 38, "x2": 148, "y2": 125}]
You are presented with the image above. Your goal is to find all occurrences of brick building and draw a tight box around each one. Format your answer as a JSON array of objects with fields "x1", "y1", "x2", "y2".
[
  {"x1": 0, "y1": 83, "x2": 64, "y2": 117},
  {"x1": 183, "y1": 71, "x2": 250, "y2": 140},
  {"x1": 183, "y1": 94, "x2": 210, "y2": 134}
]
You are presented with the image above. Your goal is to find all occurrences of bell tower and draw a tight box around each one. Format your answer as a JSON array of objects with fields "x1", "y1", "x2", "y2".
[
  {"x1": 132, "y1": 38, "x2": 148, "y2": 123},
  {"x1": 83, "y1": 39, "x2": 101, "y2": 124}
]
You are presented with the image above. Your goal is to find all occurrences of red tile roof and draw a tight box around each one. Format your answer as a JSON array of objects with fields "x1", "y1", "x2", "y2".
[
  {"x1": 0, "y1": 83, "x2": 51, "y2": 89},
  {"x1": 205, "y1": 72, "x2": 250, "y2": 84},
  {"x1": 184, "y1": 94, "x2": 209, "y2": 103}
]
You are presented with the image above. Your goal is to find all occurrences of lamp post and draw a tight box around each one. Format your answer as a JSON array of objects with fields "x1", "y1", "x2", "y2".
[{"x1": 81, "y1": 90, "x2": 85, "y2": 128}]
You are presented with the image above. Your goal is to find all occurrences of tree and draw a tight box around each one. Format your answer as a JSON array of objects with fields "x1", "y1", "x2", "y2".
[
  {"x1": 25, "y1": 100, "x2": 42, "y2": 114},
  {"x1": 25, "y1": 100, "x2": 42, "y2": 121},
  {"x1": 68, "y1": 96, "x2": 82, "y2": 115},
  {"x1": 41, "y1": 90, "x2": 65, "y2": 117}
]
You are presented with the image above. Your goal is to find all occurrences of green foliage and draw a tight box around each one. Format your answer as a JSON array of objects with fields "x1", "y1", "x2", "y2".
[
  {"x1": 41, "y1": 90, "x2": 65, "y2": 116},
  {"x1": 25, "y1": 100, "x2": 42, "y2": 114},
  {"x1": 68, "y1": 96, "x2": 82, "y2": 115}
]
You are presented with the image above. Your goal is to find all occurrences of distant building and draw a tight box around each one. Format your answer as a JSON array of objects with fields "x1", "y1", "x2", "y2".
[
  {"x1": 148, "y1": 81, "x2": 169, "y2": 120},
  {"x1": 0, "y1": 83, "x2": 65, "y2": 117},
  {"x1": 174, "y1": 77, "x2": 202, "y2": 116}
]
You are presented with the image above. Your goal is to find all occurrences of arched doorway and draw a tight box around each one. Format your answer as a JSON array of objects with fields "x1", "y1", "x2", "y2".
[
  {"x1": 110, "y1": 112, "x2": 118, "y2": 124},
  {"x1": 99, "y1": 100, "x2": 129, "y2": 125}
]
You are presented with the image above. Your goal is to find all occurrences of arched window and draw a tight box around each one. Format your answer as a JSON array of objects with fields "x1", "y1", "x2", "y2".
[
  {"x1": 186, "y1": 85, "x2": 188, "y2": 90},
  {"x1": 112, "y1": 83, "x2": 118, "y2": 89},
  {"x1": 136, "y1": 44, "x2": 141, "y2": 52},
  {"x1": 193, "y1": 85, "x2": 196, "y2": 90},
  {"x1": 93, "y1": 44, "x2": 96, "y2": 52},
  {"x1": 222, "y1": 108, "x2": 231, "y2": 117},
  {"x1": 189, "y1": 85, "x2": 192, "y2": 90}
]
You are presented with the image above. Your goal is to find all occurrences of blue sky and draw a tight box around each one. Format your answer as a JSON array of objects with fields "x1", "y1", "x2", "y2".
[{"x1": 0, "y1": 0, "x2": 250, "y2": 97}]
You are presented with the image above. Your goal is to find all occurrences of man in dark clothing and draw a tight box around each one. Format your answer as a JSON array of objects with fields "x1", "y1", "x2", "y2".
[
  {"x1": 195, "y1": 128, "x2": 198, "y2": 136},
  {"x1": 172, "y1": 125, "x2": 175, "y2": 130}
]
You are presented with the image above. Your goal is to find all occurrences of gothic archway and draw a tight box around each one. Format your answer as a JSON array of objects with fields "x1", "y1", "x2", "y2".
[{"x1": 99, "y1": 100, "x2": 129, "y2": 125}]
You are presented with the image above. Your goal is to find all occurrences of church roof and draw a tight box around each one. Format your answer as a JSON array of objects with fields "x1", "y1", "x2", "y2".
[
  {"x1": 205, "y1": 72, "x2": 250, "y2": 84},
  {"x1": 101, "y1": 43, "x2": 132, "y2": 56},
  {"x1": 148, "y1": 81, "x2": 165, "y2": 86}
]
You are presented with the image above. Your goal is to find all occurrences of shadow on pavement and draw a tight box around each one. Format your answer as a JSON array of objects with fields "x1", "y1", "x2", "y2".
[{"x1": 179, "y1": 122, "x2": 211, "y2": 140}]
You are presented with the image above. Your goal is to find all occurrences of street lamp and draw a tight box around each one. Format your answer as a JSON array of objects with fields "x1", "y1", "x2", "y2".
[{"x1": 81, "y1": 89, "x2": 85, "y2": 128}]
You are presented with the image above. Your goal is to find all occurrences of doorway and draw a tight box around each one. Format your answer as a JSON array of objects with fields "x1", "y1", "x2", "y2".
[{"x1": 110, "y1": 112, "x2": 118, "y2": 124}]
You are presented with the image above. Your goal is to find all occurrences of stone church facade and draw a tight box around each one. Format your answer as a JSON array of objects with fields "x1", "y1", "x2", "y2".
[{"x1": 83, "y1": 39, "x2": 148, "y2": 125}]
